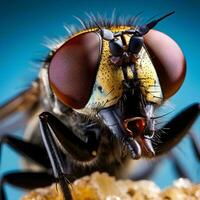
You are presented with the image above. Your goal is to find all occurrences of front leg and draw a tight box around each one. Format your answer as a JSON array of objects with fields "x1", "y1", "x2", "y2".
[
  {"x1": 39, "y1": 112, "x2": 100, "y2": 200},
  {"x1": 151, "y1": 103, "x2": 199, "y2": 179},
  {"x1": 153, "y1": 103, "x2": 199, "y2": 155}
]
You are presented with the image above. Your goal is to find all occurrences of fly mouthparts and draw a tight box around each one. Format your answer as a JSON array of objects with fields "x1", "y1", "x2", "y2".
[{"x1": 123, "y1": 117, "x2": 146, "y2": 138}]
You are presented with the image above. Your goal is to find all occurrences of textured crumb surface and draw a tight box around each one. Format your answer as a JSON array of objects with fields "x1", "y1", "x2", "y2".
[{"x1": 22, "y1": 172, "x2": 200, "y2": 200}]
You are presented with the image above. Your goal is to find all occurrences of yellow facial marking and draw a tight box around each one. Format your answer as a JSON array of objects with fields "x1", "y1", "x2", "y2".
[
  {"x1": 135, "y1": 47, "x2": 163, "y2": 103},
  {"x1": 76, "y1": 26, "x2": 162, "y2": 115}
]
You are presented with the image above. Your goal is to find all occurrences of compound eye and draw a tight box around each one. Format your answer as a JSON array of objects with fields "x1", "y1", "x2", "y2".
[
  {"x1": 49, "y1": 32, "x2": 102, "y2": 109},
  {"x1": 144, "y1": 30, "x2": 186, "y2": 99},
  {"x1": 109, "y1": 38, "x2": 124, "y2": 57}
]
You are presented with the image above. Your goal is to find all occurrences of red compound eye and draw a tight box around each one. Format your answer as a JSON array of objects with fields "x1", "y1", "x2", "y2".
[
  {"x1": 144, "y1": 30, "x2": 186, "y2": 99},
  {"x1": 49, "y1": 32, "x2": 102, "y2": 109}
]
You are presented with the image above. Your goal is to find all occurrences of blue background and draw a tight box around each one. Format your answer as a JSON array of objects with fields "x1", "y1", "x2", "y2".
[{"x1": 0, "y1": 0, "x2": 200, "y2": 199}]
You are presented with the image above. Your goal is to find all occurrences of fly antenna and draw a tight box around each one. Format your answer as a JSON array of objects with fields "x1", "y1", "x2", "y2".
[
  {"x1": 136, "y1": 11, "x2": 175, "y2": 36},
  {"x1": 146, "y1": 11, "x2": 175, "y2": 30}
]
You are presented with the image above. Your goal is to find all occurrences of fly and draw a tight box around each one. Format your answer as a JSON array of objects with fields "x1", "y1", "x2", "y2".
[{"x1": 0, "y1": 11, "x2": 199, "y2": 200}]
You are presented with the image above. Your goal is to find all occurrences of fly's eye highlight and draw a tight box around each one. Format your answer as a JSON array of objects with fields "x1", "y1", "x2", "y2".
[
  {"x1": 49, "y1": 32, "x2": 102, "y2": 109},
  {"x1": 109, "y1": 38, "x2": 124, "y2": 57},
  {"x1": 144, "y1": 30, "x2": 186, "y2": 99}
]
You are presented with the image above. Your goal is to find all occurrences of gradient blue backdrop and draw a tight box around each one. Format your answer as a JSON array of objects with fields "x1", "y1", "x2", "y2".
[{"x1": 0, "y1": 0, "x2": 200, "y2": 199}]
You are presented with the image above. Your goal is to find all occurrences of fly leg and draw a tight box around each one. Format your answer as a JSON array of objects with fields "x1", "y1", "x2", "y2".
[
  {"x1": 0, "y1": 171, "x2": 54, "y2": 200},
  {"x1": 130, "y1": 159, "x2": 162, "y2": 180},
  {"x1": 152, "y1": 103, "x2": 200, "y2": 179},
  {"x1": 153, "y1": 103, "x2": 199, "y2": 155},
  {"x1": 168, "y1": 152, "x2": 191, "y2": 179},
  {"x1": 189, "y1": 131, "x2": 200, "y2": 161},
  {"x1": 39, "y1": 112, "x2": 100, "y2": 200},
  {"x1": 0, "y1": 135, "x2": 53, "y2": 200},
  {"x1": 0, "y1": 135, "x2": 51, "y2": 168},
  {"x1": 168, "y1": 131, "x2": 200, "y2": 179}
]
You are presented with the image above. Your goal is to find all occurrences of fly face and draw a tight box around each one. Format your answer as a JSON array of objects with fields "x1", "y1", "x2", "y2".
[
  {"x1": 46, "y1": 12, "x2": 186, "y2": 160},
  {"x1": 77, "y1": 28, "x2": 163, "y2": 115}
]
